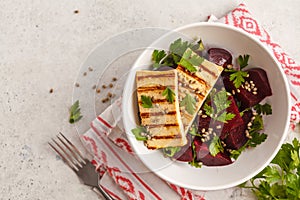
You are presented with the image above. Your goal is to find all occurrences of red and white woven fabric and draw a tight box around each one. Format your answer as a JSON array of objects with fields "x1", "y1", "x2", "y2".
[
  {"x1": 218, "y1": 3, "x2": 300, "y2": 129},
  {"x1": 81, "y1": 3, "x2": 300, "y2": 200}
]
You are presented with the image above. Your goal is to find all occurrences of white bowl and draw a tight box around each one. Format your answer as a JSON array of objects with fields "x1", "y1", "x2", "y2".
[{"x1": 122, "y1": 22, "x2": 290, "y2": 190}]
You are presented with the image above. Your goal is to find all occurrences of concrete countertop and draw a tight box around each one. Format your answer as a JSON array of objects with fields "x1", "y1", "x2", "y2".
[{"x1": 1, "y1": 0, "x2": 299, "y2": 199}]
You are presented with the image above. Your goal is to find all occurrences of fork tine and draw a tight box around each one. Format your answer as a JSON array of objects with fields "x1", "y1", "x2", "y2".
[
  {"x1": 59, "y1": 132, "x2": 87, "y2": 164},
  {"x1": 48, "y1": 141, "x2": 77, "y2": 171},
  {"x1": 57, "y1": 135, "x2": 84, "y2": 168},
  {"x1": 51, "y1": 138, "x2": 79, "y2": 171}
]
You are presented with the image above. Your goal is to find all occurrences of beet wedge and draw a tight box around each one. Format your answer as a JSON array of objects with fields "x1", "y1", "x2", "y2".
[
  {"x1": 194, "y1": 137, "x2": 232, "y2": 166},
  {"x1": 223, "y1": 68, "x2": 272, "y2": 110}
]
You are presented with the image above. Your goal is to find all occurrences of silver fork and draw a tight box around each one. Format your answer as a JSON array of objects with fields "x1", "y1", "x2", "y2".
[{"x1": 49, "y1": 132, "x2": 114, "y2": 200}]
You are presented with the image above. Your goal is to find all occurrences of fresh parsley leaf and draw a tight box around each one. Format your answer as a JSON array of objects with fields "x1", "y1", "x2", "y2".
[
  {"x1": 162, "y1": 87, "x2": 175, "y2": 103},
  {"x1": 216, "y1": 112, "x2": 236, "y2": 123},
  {"x1": 196, "y1": 39, "x2": 205, "y2": 51},
  {"x1": 263, "y1": 166, "x2": 282, "y2": 184},
  {"x1": 238, "y1": 54, "x2": 250, "y2": 69},
  {"x1": 249, "y1": 115, "x2": 264, "y2": 133},
  {"x1": 141, "y1": 95, "x2": 153, "y2": 108},
  {"x1": 152, "y1": 49, "x2": 167, "y2": 69},
  {"x1": 224, "y1": 54, "x2": 250, "y2": 88},
  {"x1": 189, "y1": 125, "x2": 201, "y2": 137},
  {"x1": 131, "y1": 126, "x2": 148, "y2": 141},
  {"x1": 178, "y1": 48, "x2": 204, "y2": 72},
  {"x1": 214, "y1": 90, "x2": 231, "y2": 113},
  {"x1": 230, "y1": 146, "x2": 246, "y2": 160},
  {"x1": 69, "y1": 100, "x2": 83, "y2": 124},
  {"x1": 229, "y1": 70, "x2": 248, "y2": 88},
  {"x1": 254, "y1": 103, "x2": 272, "y2": 115},
  {"x1": 203, "y1": 103, "x2": 214, "y2": 117},
  {"x1": 169, "y1": 38, "x2": 192, "y2": 56},
  {"x1": 188, "y1": 141, "x2": 202, "y2": 168},
  {"x1": 248, "y1": 132, "x2": 267, "y2": 147},
  {"x1": 180, "y1": 93, "x2": 196, "y2": 115},
  {"x1": 242, "y1": 138, "x2": 300, "y2": 200},
  {"x1": 163, "y1": 146, "x2": 181, "y2": 157},
  {"x1": 203, "y1": 90, "x2": 236, "y2": 123},
  {"x1": 209, "y1": 136, "x2": 224, "y2": 156}
]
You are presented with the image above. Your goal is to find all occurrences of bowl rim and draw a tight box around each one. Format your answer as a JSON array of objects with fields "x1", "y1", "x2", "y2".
[{"x1": 122, "y1": 22, "x2": 291, "y2": 190}]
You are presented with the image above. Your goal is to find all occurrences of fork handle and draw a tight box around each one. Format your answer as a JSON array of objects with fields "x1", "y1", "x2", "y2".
[{"x1": 92, "y1": 186, "x2": 115, "y2": 200}]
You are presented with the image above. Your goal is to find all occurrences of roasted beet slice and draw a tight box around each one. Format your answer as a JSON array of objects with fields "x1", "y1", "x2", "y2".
[
  {"x1": 194, "y1": 138, "x2": 232, "y2": 166},
  {"x1": 173, "y1": 134, "x2": 193, "y2": 162},
  {"x1": 175, "y1": 146, "x2": 193, "y2": 162},
  {"x1": 223, "y1": 125, "x2": 247, "y2": 150},
  {"x1": 223, "y1": 68, "x2": 272, "y2": 110},
  {"x1": 208, "y1": 48, "x2": 233, "y2": 68},
  {"x1": 246, "y1": 68, "x2": 272, "y2": 98},
  {"x1": 198, "y1": 96, "x2": 244, "y2": 140}
]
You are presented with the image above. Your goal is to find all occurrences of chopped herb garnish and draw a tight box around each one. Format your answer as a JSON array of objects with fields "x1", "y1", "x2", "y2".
[
  {"x1": 152, "y1": 49, "x2": 167, "y2": 69},
  {"x1": 254, "y1": 103, "x2": 272, "y2": 115},
  {"x1": 230, "y1": 115, "x2": 267, "y2": 159},
  {"x1": 189, "y1": 125, "x2": 201, "y2": 137},
  {"x1": 163, "y1": 146, "x2": 181, "y2": 157},
  {"x1": 229, "y1": 70, "x2": 248, "y2": 88},
  {"x1": 131, "y1": 126, "x2": 148, "y2": 141},
  {"x1": 180, "y1": 93, "x2": 196, "y2": 115},
  {"x1": 209, "y1": 136, "x2": 224, "y2": 156},
  {"x1": 141, "y1": 95, "x2": 153, "y2": 108},
  {"x1": 151, "y1": 38, "x2": 205, "y2": 69},
  {"x1": 188, "y1": 141, "x2": 202, "y2": 168},
  {"x1": 238, "y1": 54, "x2": 250, "y2": 70},
  {"x1": 247, "y1": 131, "x2": 267, "y2": 147},
  {"x1": 225, "y1": 54, "x2": 250, "y2": 88},
  {"x1": 162, "y1": 87, "x2": 175, "y2": 103},
  {"x1": 203, "y1": 90, "x2": 236, "y2": 123},
  {"x1": 178, "y1": 48, "x2": 204, "y2": 72},
  {"x1": 69, "y1": 100, "x2": 83, "y2": 124}
]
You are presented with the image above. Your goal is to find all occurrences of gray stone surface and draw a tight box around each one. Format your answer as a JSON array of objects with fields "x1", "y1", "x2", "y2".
[{"x1": 1, "y1": 0, "x2": 299, "y2": 199}]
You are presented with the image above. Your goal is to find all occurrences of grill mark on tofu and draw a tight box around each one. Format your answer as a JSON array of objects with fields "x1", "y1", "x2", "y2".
[
  {"x1": 199, "y1": 64, "x2": 218, "y2": 79},
  {"x1": 152, "y1": 135, "x2": 182, "y2": 139},
  {"x1": 177, "y1": 65, "x2": 208, "y2": 88},
  {"x1": 140, "y1": 111, "x2": 177, "y2": 118},
  {"x1": 137, "y1": 73, "x2": 175, "y2": 80},
  {"x1": 178, "y1": 80, "x2": 206, "y2": 99},
  {"x1": 137, "y1": 85, "x2": 175, "y2": 92},
  {"x1": 138, "y1": 98, "x2": 171, "y2": 105},
  {"x1": 147, "y1": 123, "x2": 179, "y2": 129}
]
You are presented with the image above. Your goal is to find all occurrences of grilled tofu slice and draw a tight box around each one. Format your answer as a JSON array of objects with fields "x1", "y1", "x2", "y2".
[
  {"x1": 136, "y1": 70, "x2": 186, "y2": 149},
  {"x1": 177, "y1": 48, "x2": 223, "y2": 133}
]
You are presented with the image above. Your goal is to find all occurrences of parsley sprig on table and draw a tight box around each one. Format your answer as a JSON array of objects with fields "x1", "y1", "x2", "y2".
[
  {"x1": 225, "y1": 54, "x2": 250, "y2": 88},
  {"x1": 241, "y1": 138, "x2": 300, "y2": 200},
  {"x1": 151, "y1": 38, "x2": 204, "y2": 69},
  {"x1": 69, "y1": 100, "x2": 83, "y2": 124},
  {"x1": 203, "y1": 90, "x2": 236, "y2": 123}
]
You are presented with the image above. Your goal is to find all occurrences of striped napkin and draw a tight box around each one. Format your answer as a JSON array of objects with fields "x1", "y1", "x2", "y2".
[{"x1": 81, "y1": 3, "x2": 300, "y2": 200}]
